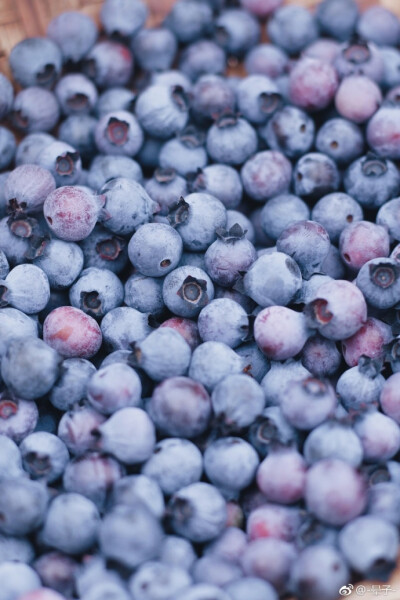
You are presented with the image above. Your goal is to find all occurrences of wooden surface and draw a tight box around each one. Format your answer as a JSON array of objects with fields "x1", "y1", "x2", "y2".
[{"x1": 1, "y1": 0, "x2": 400, "y2": 599}]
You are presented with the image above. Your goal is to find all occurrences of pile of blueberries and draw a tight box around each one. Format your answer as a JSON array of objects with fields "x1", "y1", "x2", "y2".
[{"x1": 4, "y1": 0, "x2": 400, "y2": 598}]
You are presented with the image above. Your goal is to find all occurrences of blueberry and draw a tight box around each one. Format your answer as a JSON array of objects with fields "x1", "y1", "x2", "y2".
[
  {"x1": 192, "y1": 555, "x2": 241, "y2": 587},
  {"x1": 293, "y1": 152, "x2": 340, "y2": 203},
  {"x1": 164, "y1": 0, "x2": 212, "y2": 43},
  {"x1": 129, "y1": 561, "x2": 192, "y2": 600},
  {"x1": 12, "y1": 87, "x2": 60, "y2": 133},
  {"x1": 0, "y1": 127, "x2": 16, "y2": 171},
  {"x1": 241, "y1": 150, "x2": 292, "y2": 202},
  {"x1": 0, "y1": 74, "x2": 14, "y2": 120},
  {"x1": 246, "y1": 503, "x2": 301, "y2": 542},
  {"x1": 0, "y1": 562, "x2": 41, "y2": 600},
  {"x1": 289, "y1": 58, "x2": 339, "y2": 112},
  {"x1": 357, "y1": 6, "x2": 400, "y2": 47},
  {"x1": 267, "y1": 5, "x2": 318, "y2": 55},
  {"x1": 289, "y1": 544, "x2": 349, "y2": 600},
  {"x1": 356, "y1": 257, "x2": 400, "y2": 309},
  {"x1": 151, "y1": 69, "x2": 192, "y2": 92},
  {"x1": 191, "y1": 75, "x2": 236, "y2": 126},
  {"x1": 57, "y1": 405, "x2": 105, "y2": 456},
  {"x1": 311, "y1": 192, "x2": 363, "y2": 246},
  {"x1": 160, "y1": 317, "x2": 201, "y2": 352},
  {"x1": 259, "y1": 106, "x2": 315, "y2": 159},
  {"x1": 0, "y1": 478, "x2": 48, "y2": 536},
  {"x1": 303, "y1": 421, "x2": 363, "y2": 467},
  {"x1": 168, "y1": 482, "x2": 226, "y2": 543},
  {"x1": 0, "y1": 393, "x2": 38, "y2": 443},
  {"x1": 20, "y1": 431, "x2": 69, "y2": 483},
  {"x1": 197, "y1": 298, "x2": 249, "y2": 349},
  {"x1": 125, "y1": 273, "x2": 164, "y2": 315},
  {"x1": 5, "y1": 165, "x2": 56, "y2": 215},
  {"x1": 47, "y1": 11, "x2": 98, "y2": 63},
  {"x1": 69, "y1": 267, "x2": 124, "y2": 319},
  {"x1": 339, "y1": 220, "x2": 390, "y2": 272},
  {"x1": 305, "y1": 279, "x2": 367, "y2": 340},
  {"x1": 190, "y1": 165, "x2": 243, "y2": 211},
  {"x1": 301, "y1": 334, "x2": 342, "y2": 377},
  {"x1": 55, "y1": 74, "x2": 98, "y2": 116},
  {"x1": 206, "y1": 113, "x2": 257, "y2": 166},
  {"x1": 33, "y1": 552, "x2": 78, "y2": 598},
  {"x1": 0, "y1": 250, "x2": 9, "y2": 281},
  {"x1": 159, "y1": 127, "x2": 208, "y2": 177},
  {"x1": 381, "y1": 47, "x2": 400, "y2": 90},
  {"x1": 336, "y1": 74, "x2": 382, "y2": 124},
  {"x1": 367, "y1": 481, "x2": 400, "y2": 526},
  {"x1": 0, "y1": 263, "x2": 50, "y2": 314},
  {"x1": 132, "y1": 327, "x2": 191, "y2": 381},
  {"x1": 95, "y1": 110, "x2": 143, "y2": 157},
  {"x1": 143, "y1": 438, "x2": 202, "y2": 496},
  {"x1": 244, "y1": 43, "x2": 288, "y2": 78},
  {"x1": 15, "y1": 132, "x2": 54, "y2": 166},
  {"x1": 380, "y1": 372, "x2": 400, "y2": 424},
  {"x1": 1, "y1": 336, "x2": 60, "y2": 401},
  {"x1": 63, "y1": 452, "x2": 124, "y2": 511},
  {"x1": 316, "y1": 0, "x2": 359, "y2": 41},
  {"x1": 334, "y1": 39, "x2": 384, "y2": 83},
  {"x1": 249, "y1": 405, "x2": 297, "y2": 457},
  {"x1": 100, "y1": 0, "x2": 147, "y2": 38},
  {"x1": 257, "y1": 447, "x2": 306, "y2": 505},
  {"x1": 305, "y1": 459, "x2": 366, "y2": 526},
  {"x1": 339, "y1": 515, "x2": 398, "y2": 578},
  {"x1": 59, "y1": 115, "x2": 98, "y2": 163},
  {"x1": 132, "y1": 27, "x2": 177, "y2": 72},
  {"x1": 41, "y1": 493, "x2": 100, "y2": 555},
  {"x1": 244, "y1": 252, "x2": 302, "y2": 307},
  {"x1": 10, "y1": 37, "x2": 62, "y2": 88},
  {"x1": 101, "y1": 306, "x2": 152, "y2": 350},
  {"x1": 96, "y1": 87, "x2": 136, "y2": 118},
  {"x1": 214, "y1": 9, "x2": 260, "y2": 57},
  {"x1": 189, "y1": 341, "x2": 244, "y2": 392},
  {"x1": 88, "y1": 155, "x2": 142, "y2": 190},
  {"x1": 128, "y1": 222, "x2": 183, "y2": 277},
  {"x1": 145, "y1": 168, "x2": 187, "y2": 216},
  {"x1": 175, "y1": 585, "x2": 231, "y2": 600},
  {"x1": 110, "y1": 474, "x2": 164, "y2": 519},
  {"x1": 99, "y1": 177, "x2": 157, "y2": 236},
  {"x1": 83, "y1": 41, "x2": 134, "y2": 89},
  {"x1": 170, "y1": 194, "x2": 226, "y2": 252},
  {"x1": 204, "y1": 226, "x2": 256, "y2": 289},
  {"x1": 160, "y1": 535, "x2": 197, "y2": 571},
  {"x1": 179, "y1": 40, "x2": 226, "y2": 82},
  {"x1": 225, "y1": 577, "x2": 278, "y2": 600},
  {"x1": 354, "y1": 411, "x2": 400, "y2": 463},
  {"x1": 0, "y1": 434, "x2": 25, "y2": 480},
  {"x1": 0, "y1": 217, "x2": 32, "y2": 266},
  {"x1": 316, "y1": 118, "x2": 364, "y2": 167},
  {"x1": 377, "y1": 196, "x2": 400, "y2": 242},
  {"x1": 99, "y1": 502, "x2": 163, "y2": 569},
  {"x1": 255, "y1": 305, "x2": 310, "y2": 362},
  {"x1": 149, "y1": 376, "x2": 211, "y2": 438},
  {"x1": 136, "y1": 84, "x2": 189, "y2": 140},
  {"x1": 204, "y1": 437, "x2": 259, "y2": 495},
  {"x1": 281, "y1": 377, "x2": 337, "y2": 431},
  {"x1": 367, "y1": 104, "x2": 400, "y2": 159},
  {"x1": 44, "y1": 306, "x2": 102, "y2": 358},
  {"x1": 259, "y1": 194, "x2": 310, "y2": 243},
  {"x1": 342, "y1": 317, "x2": 393, "y2": 368},
  {"x1": 236, "y1": 75, "x2": 281, "y2": 126},
  {"x1": 0, "y1": 532, "x2": 34, "y2": 564},
  {"x1": 240, "y1": 537, "x2": 296, "y2": 592},
  {"x1": 87, "y1": 362, "x2": 141, "y2": 414},
  {"x1": 34, "y1": 239, "x2": 84, "y2": 291},
  {"x1": 163, "y1": 265, "x2": 215, "y2": 318}
]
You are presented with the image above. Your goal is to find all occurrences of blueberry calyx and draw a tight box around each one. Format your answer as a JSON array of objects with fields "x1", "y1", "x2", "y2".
[
  {"x1": 0, "y1": 285, "x2": 9, "y2": 308},
  {"x1": 106, "y1": 117, "x2": 129, "y2": 146},
  {"x1": 215, "y1": 111, "x2": 239, "y2": 129},
  {"x1": 305, "y1": 298, "x2": 334, "y2": 327},
  {"x1": 342, "y1": 37, "x2": 371, "y2": 65},
  {"x1": 171, "y1": 85, "x2": 190, "y2": 113},
  {"x1": 369, "y1": 262, "x2": 399, "y2": 288},
  {"x1": 96, "y1": 236, "x2": 125, "y2": 261},
  {"x1": 215, "y1": 223, "x2": 247, "y2": 243},
  {"x1": 154, "y1": 167, "x2": 177, "y2": 184},
  {"x1": 177, "y1": 275, "x2": 209, "y2": 308},
  {"x1": 186, "y1": 168, "x2": 206, "y2": 193},
  {"x1": 362, "y1": 153, "x2": 388, "y2": 178},
  {"x1": 36, "y1": 63, "x2": 57, "y2": 86},
  {"x1": 167, "y1": 197, "x2": 190, "y2": 227},
  {"x1": 357, "y1": 355, "x2": 383, "y2": 379},
  {"x1": 259, "y1": 92, "x2": 282, "y2": 115},
  {"x1": 80, "y1": 291, "x2": 102, "y2": 316},
  {"x1": 302, "y1": 377, "x2": 328, "y2": 397},
  {"x1": 25, "y1": 451, "x2": 51, "y2": 475},
  {"x1": 8, "y1": 216, "x2": 36, "y2": 238},
  {"x1": 13, "y1": 110, "x2": 28, "y2": 129},
  {"x1": 178, "y1": 125, "x2": 205, "y2": 148},
  {"x1": 0, "y1": 398, "x2": 18, "y2": 419},
  {"x1": 168, "y1": 496, "x2": 193, "y2": 524},
  {"x1": 66, "y1": 92, "x2": 90, "y2": 111},
  {"x1": 56, "y1": 151, "x2": 80, "y2": 176}
]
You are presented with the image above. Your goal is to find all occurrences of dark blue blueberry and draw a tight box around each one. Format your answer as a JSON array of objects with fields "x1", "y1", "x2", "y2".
[
  {"x1": 205, "y1": 225, "x2": 256, "y2": 288},
  {"x1": 293, "y1": 153, "x2": 340, "y2": 203},
  {"x1": 377, "y1": 197, "x2": 400, "y2": 242},
  {"x1": 241, "y1": 150, "x2": 292, "y2": 202},
  {"x1": 88, "y1": 154, "x2": 142, "y2": 190},
  {"x1": 5, "y1": 164, "x2": 56, "y2": 215},
  {"x1": 357, "y1": 6, "x2": 400, "y2": 47},
  {"x1": 33, "y1": 239, "x2": 83, "y2": 290},
  {"x1": 159, "y1": 127, "x2": 208, "y2": 176},
  {"x1": 356, "y1": 257, "x2": 400, "y2": 309},
  {"x1": 135, "y1": 84, "x2": 189, "y2": 139},
  {"x1": 260, "y1": 194, "x2": 309, "y2": 242},
  {"x1": 128, "y1": 222, "x2": 183, "y2": 277},
  {"x1": 95, "y1": 110, "x2": 143, "y2": 157},
  {"x1": 0, "y1": 478, "x2": 48, "y2": 536},
  {"x1": 163, "y1": 265, "x2": 215, "y2": 318},
  {"x1": 145, "y1": 168, "x2": 187, "y2": 216},
  {"x1": 10, "y1": 37, "x2": 62, "y2": 88},
  {"x1": 244, "y1": 43, "x2": 288, "y2": 79},
  {"x1": 0, "y1": 73, "x2": 14, "y2": 120},
  {"x1": 100, "y1": 0, "x2": 148, "y2": 38},
  {"x1": 82, "y1": 41, "x2": 133, "y2": 89},
  {"x1": 132, "y1": 327, "x2": 191, "y2": 382},
  {"x1": 198, "y1": 298, "x2": 249, "y2": 349},
  {"x1": 69, "y1": 266, "x2": 124, "y2": 318},
  {"x1": 12, "y1": 87, "x2": 60, "y2": 133},
  {"x1": 50, "y1": 357, "x2": 96, "y2": 411},
  {"x1": 110, "y1": 474, "x2": 165, "y2": 518},
  {"x1": 143, "y1": 438, "x2": 203, "y2": 496},
  {"x1": 164, "y1": 0, "x2": 213, "y2": 44},
  {"x1": 125, "y1": 272, "x2": 164, "y2": 316},
  {"x1": 132, "y1": 27, "x2": 177, "y2": 72},
  {"x1": 311, "y1": 192, "x2": 363, "y2": 244},
  {"x1": 55, "y1": 74, "x2": 98, "y2": 116},
  {"x1": 381, "y1": 47, "x2": 400, "y2": 90},
  {"x1": 99, "y1": 177, "x2": 157, "y2": 236},
  {"x1": 259, "y1": 106, "x2": 314, "y2": 159},
  {"x1": 20, "y1": 431, "x2": 69, "y2": 483},
  {"x1": 191, "y1": 75, "x2": 236, "y2": 126},
  {"x1": 47, "y1": 11, "x2": 98, "y2": 63},
  {"x1": 334, "y1": 39, "x2": 384, "y2": 83},
  {"x1": 15, "y1": 132, "x2": 54, "y2": 166},
  {"x1": 316, "y1": 118, "x2": 364, "y2": 167},
  {"x1": 179, "y1": 40, "x2": 226, "y2": 82},
  {"x1": 244, "y1": 251, "x2": 302, "y2": 306},
  {"x1": 0, "y1": 127, "x2": 16, "y2": 170},
  {"x1": 188, "y1": 164, "x2": 243, "y2": 210},
  {"x1": 1, "y1": 263, "x2": 50, "y2": 314},
  {"x1": 267, "y1": 5, "x2": 319, "y2": 56},
  {"x1": 37, "y1": 141, "x2": 82, "y2": 186},
  {"x1": 214, "y1": 9, "x2": 260, "y2": 58},
  {"x1": 281, "y1": 377, "x2": 337, "y2": 431},
  {"x1": 316, "y1": 0, "x2": 359, "y2": 41},
  {"x1": 59, "y1": 115, "x2": 98, "y2": 163},
  {"x1": 101, "y1": 306, "x2": 152, "y2": 351},
  {"x1": 277, "y1": 220, "x2": 330, "y2": 280},
  {"x1": 304, "y1": 421, "x2": 363, "y2": 467}
]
